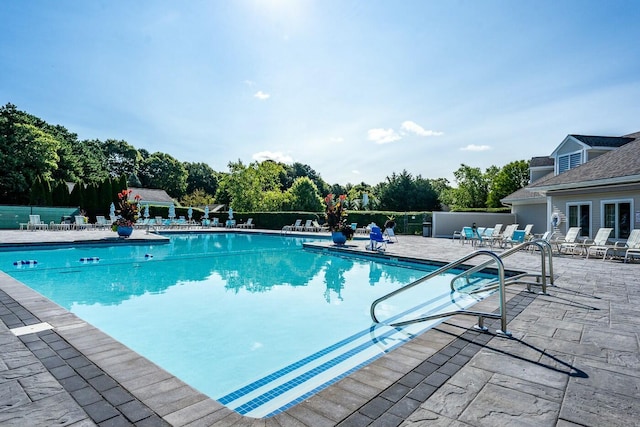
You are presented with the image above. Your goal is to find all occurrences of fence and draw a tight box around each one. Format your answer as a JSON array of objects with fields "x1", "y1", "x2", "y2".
[{"x1": 0, "y1": 206, "x2": 81, "y2": 229}]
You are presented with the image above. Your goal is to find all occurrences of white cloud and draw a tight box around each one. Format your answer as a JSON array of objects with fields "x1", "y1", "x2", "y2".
[
  {"x1": 352, "y1": 170, "x2": 361, "y2": 175},
  {"x1": 460, "y1": 144, "x2": 491, "y2": 151},
  {"x1": 244, "y1": 80, "x2": 256, "y2": 86},
  {"x1": 330, "y1": 136, "x2": 344, "y2": 143},
  {"x1": 254, "y1": 90, "x2": 270, "y2": 100},
  {"x1": 252, "y1": 150, "x2": 293, "y2": 163},
  {"x1": 367, "y1": 128, "x2": 401, "y2": 144},
  {"x1": 400, "y1": 120, "x2": 443, "y2": 137}
]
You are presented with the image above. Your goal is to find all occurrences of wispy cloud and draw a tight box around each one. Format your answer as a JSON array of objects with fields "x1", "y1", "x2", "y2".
[
  {"x1": 254, "y1": 90, "x2": 270, "y2": 100},
  {"x1": 367, "y1": 128, "x2": 401, "y2": 144},
  {"x1": 352, "y1": 170, "x2": 361, "y2": 175},
  {"x1": 244, "y1": 80, "x2": 256, "y2": 86},
  {"x1": 330, "y1": 136, "x2": 344, "y2": 143},
  {"x1": 400, "y1": 120, "x2": 443, "y2": 137},
  {"x1": 460, "y1": 144, "x2": 491, "y2": 151},
  {"x1": 252, "y1": 150, "x2": 293, "y2": 163}
]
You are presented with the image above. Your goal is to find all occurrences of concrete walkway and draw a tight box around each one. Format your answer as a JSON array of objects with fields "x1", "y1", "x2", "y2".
[{"x1": 0, "y1": 229, "x2": 638, "y2": 426}]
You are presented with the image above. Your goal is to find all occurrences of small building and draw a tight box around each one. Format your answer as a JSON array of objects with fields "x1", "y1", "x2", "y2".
[
  {"x1": 502, "y1": 131, "x2": 640, "y2": 240},
  {"x1": 128, "y1": 187, "x2": 175, "y2": 207}
]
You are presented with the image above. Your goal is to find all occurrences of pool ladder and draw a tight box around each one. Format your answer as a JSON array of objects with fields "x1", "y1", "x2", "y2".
[{"x1": 369, "y1": 239, "x2": 555, "y2": 337}]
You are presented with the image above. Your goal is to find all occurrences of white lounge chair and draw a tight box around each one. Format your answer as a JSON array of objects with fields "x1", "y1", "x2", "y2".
[
  {"x1": 619, "y1": 229, "x2": 640, "y2": 263},
  {"x1": 584, "y1": 228, "x2": 614, "y2": 260},
  {"x1": 74, "y1": 215, "x2": 90, "y2": 230},
  {"x1": 282, "y1": 219, "x2": 302, "y2": 233},
  {"x1": 555, "y1": 227, "x2": 583, "y2": 254},
  {"x1": 238, "y1": 218, "x2": 255, "y2": 229},
  {"x1": 28, "y1": 215, "x2": 48, "y2": 231}
]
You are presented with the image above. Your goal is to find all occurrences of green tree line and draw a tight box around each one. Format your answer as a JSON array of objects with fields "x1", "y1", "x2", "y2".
[{"x1": 0, "y1": 103, "x2": 529, "y2": 212}]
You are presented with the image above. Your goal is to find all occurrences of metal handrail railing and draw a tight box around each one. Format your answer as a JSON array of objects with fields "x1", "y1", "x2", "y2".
[
  {"x1": 450, "y1": 238, "x2": 554, "y2": 295},
  {"x1": 370, "y1": 250, "x2": 511, "y2": 336}
]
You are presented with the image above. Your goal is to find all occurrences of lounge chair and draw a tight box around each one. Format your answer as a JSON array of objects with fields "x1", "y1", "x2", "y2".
[
  {"x1": 617, "y1": 229, "x2": 640, "y2": 263},
  {"x1": 238, "y1": 218, "x2": 255, "y2": 229},
  {"x1": 555, "y1": 227, "x2": 583, "y2": 254},
  {"x1": 312, "y1": 220, "x2": 328, "y2": 232},
  {"x1": 461, "y1": 226, "x2": 482, "y2": 247},
  {"x1": 494, "y1": 224, "x2": 519, "y2": 248},
  {"x1": 74, "y1": 215, "x2": 90, "y2": 230},
  {"x1": 522, "y1": 224, "x2": 534, "y2": 240},
  {"x1": 383, "y1": 227, "x2": 398, "y2": 243},
  {"x1": 302, "y1": 219, "x2": 316, "y2": 232},
  {"x1": 28, "y1": 215, "x2": 48, "y2": 231},
  {"x1": 281, "y1": 219, "x2": 302, "y2": 233},
  {"x1": 504, "y1": 230, "x2": 526, "y2": 247},
  {"x1": 366, "y1": 226, "x2": 387, "y2": 251},
  {"x1": 583, "y1": 228, "x2": 614, "y2": 260}
]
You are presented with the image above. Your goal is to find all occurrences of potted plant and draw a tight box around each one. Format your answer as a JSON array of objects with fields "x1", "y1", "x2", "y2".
[
  {"x1": 324, "y1": 194, "x2": 355, "y2": 245},
  {"x1": 111, "y1": 189, "x2": 140, "y2": 237}
]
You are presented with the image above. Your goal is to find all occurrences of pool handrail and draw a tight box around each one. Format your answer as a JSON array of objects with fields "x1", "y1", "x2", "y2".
[
  {"x1": 449, "y1": 239, "x2": 554, "y2": 295},
  {"x1": 370, "y1": 250, "x2": 511, "y2": 336}
]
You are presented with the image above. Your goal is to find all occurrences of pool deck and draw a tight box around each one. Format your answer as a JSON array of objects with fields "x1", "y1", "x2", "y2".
[{"x1": 0, "y1": 228, "x2": 638, "y2": 426}]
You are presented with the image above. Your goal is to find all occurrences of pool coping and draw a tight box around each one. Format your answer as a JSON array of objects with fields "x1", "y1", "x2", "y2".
[{"x1": 0, "y1": 231, "x2": 534, "y2": 426}]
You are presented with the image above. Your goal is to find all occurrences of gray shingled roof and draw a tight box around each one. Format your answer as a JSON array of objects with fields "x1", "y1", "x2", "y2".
[
  {"x1": 530, "y1": 156, "x2": 554, "y2": 167},
  {"x1": 128, "y1": 187, "x2": 175, "y2": 204},
  {"x1": 570, "y1": 134, "x2": 634, "y2": 148},
  {"x1": 529, "y1": 135, "x2": 640, "y2": 190}
]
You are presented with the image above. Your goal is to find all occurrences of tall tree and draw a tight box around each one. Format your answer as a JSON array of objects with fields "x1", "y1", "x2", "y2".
[
  {"x1": 376, "y1": 170, "x2": 439, "y2": 211},
  {"x1": 184, "y1": 162, "x2": 218, "y2": 196},
  {"x1": 138, "y1": 152, "x2": 188, "y2": 198},
  {"x1": 102, "y1": 139, "x2": 141, "y2": 179},
  {"x1": 286, "y1": 177, "x2": 323, "y2": 211},
  {"x1": 447, "y1": 164, "x2": 489, "y2": 209},
  {"x1": 487, "y1": 160, "x2": 530, "y2": 207},
  {"x1": 222, "y1": 160, "x2": 285, "y2": 211}
]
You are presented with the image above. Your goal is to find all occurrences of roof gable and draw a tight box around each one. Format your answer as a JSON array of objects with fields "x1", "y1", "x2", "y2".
[{"x1": 529, "y1": 135, "x2": 640, "y2": 190}]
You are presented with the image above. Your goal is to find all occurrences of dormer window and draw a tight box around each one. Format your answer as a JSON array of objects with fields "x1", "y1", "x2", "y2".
[{"x1": 557, "y1": 152, "x2": 581, "y2": 174}]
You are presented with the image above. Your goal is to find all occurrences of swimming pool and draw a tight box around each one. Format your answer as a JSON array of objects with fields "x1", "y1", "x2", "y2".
[{"x1": 0, "y1": 233, "x2": 495, "y2": 418}]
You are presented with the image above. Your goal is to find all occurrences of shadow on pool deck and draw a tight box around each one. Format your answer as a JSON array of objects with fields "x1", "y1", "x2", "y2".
[{"x1": 0, "y1": 229, "x2": 638, "y2": 426}]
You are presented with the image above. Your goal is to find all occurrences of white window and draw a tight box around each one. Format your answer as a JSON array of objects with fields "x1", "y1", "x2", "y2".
[
  {"x1": 602, "y1": 200, "x2": 632, "y2": 239},
  {"x1": 557, "y1": 152, "x2": 582, "y2": 174}
]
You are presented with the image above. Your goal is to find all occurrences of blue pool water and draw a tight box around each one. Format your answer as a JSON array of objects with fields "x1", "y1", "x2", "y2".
[{"x1": 0, "y1": 233, "x2": 494, "y2": 417}]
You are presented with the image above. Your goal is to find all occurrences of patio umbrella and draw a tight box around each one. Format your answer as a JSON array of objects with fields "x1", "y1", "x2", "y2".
[
  {"x1": 228, "y1": 207, "x2": 233, "y2": 220},
  {"x1": 144, "y1": 204, "x2": 150, "y2": 219},
  {"x1": 203, "y1": 205, "x2": 209, "y2": 219},
  {"x1": 188, "y1": 207, "x2": 193, "y2": 220},
  {"x1": 168, "y1": 203, "x2": 176, "y2": 219},
  {"x1": 109, "y1": 203, "x2": 115, "y2": 218}
]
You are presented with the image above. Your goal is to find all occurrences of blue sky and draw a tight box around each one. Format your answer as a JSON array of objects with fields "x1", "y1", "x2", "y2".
[{"x1": 2, "y1": 1, "x2": 639, "y2": 186}]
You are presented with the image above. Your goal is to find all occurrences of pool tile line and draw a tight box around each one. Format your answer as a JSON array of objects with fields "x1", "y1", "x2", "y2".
[
  {"x1": 0, "y1": 288, "x2": 170, "y2": 427},
  {"x1": 335, "y1": 290, "x2": 537, "y2": 426}
]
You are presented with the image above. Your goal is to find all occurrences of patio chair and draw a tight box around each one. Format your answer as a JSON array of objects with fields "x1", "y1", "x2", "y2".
[
  {"x1": 461, "y1": 226, "x2": 482, "y2": 247},
  {"x1": 301, "y1": 219, "x2": 316, "y2": 231},
  {"x1": 95, "y1": 215, "x2": 110, "y2": 230},
  {"x1": 238, "y1": 218, "x2": 255, "y2": 229},
  {"x1": 584, "y1": 228, "x2": 614, "y2": 260},
  {"x1": 495, "y1": 224, "x2": 519, "y2": 248},
  {"x1": 281, "y1": 219, "x2": 302, "y2": 233},
  {"x1": 555, "y1": 227, "x2": 583, "y2": 255},
  {"x1": 28, "y1": 215, "x2": 48, "y2": 231},
  {"x1": 383, "y1": 227, "x2": 398, "y2": 243},
  {"x1": 522, "y1": 224, "x2": 534, "y2": 240},
  {"x1": 619, "y1": 229, "x2": 640, "y2": 263},
  {"x1": 366, "y1": 226, "x2": 387, "y2": 252},
  {"x1": 74, "y1": 215, "x2": 90, "y2": 230},
  {"x1": 312, "y1": 220, "x2": 329, "y2": 232}
]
